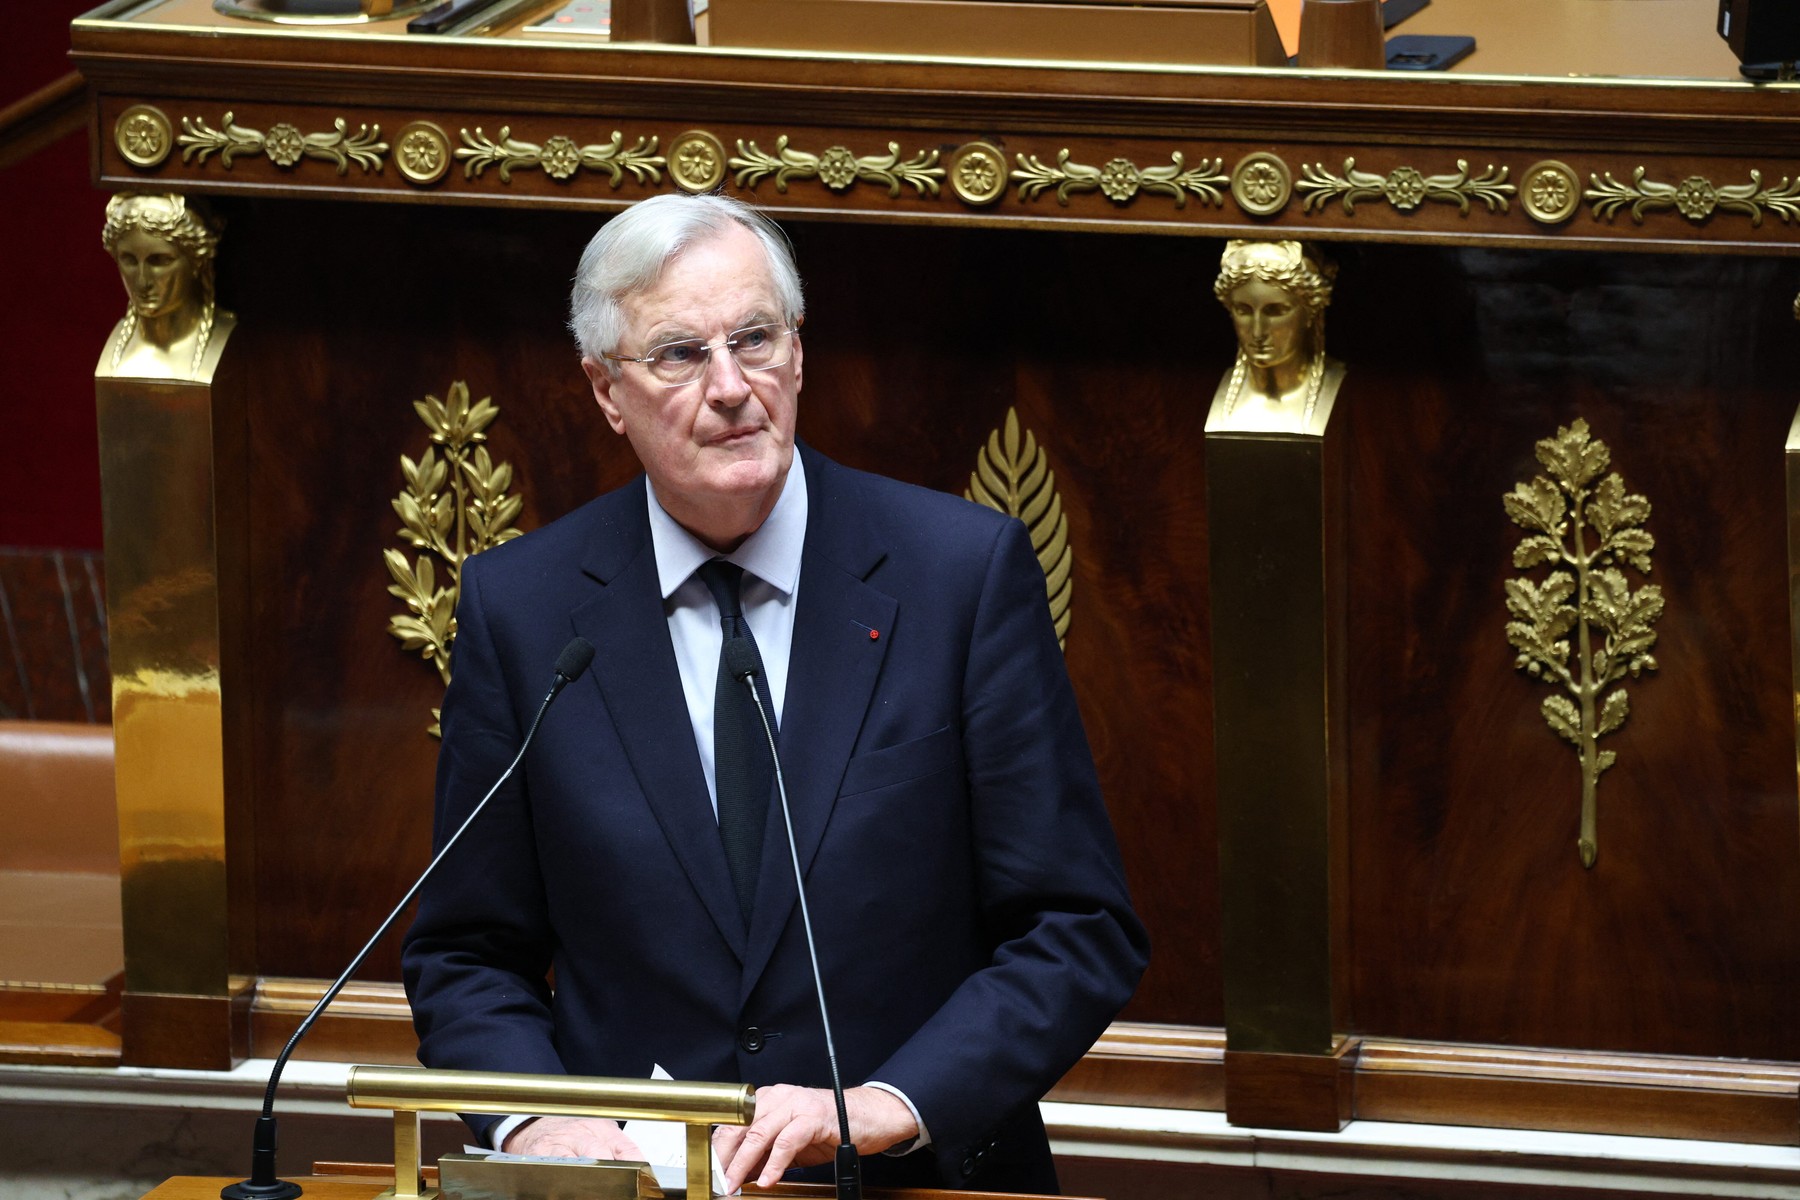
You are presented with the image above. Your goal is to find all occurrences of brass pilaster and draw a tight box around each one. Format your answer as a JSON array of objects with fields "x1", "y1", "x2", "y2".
[
  {"x1": 97, "y1": 192, "x2": 248, "y2": 1068},
  {"x1": 1207, "y1": 239, "x2": 1352, "y2": 1129},
  {"x1": 1785, "y1": 400, "x2": 1800, "y2": 851},
  {"x1": 1207, "y1": 420, "x2": 1349, "y2": 1057}
]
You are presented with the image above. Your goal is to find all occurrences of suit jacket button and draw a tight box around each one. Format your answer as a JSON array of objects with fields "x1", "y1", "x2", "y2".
[{"x1": 739, "y1": 1026, "x2": 764, "y2": 1053}]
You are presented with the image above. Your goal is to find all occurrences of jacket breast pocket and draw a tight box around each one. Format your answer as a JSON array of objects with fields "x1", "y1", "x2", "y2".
[{"x1": 838, "y1": 724, "x2": 961, "y2": 799}]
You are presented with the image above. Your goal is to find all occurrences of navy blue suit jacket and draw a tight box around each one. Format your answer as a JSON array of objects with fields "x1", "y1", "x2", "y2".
[{"x1": 401, "y1": 446, "x2": 1148, "y2": 1192}]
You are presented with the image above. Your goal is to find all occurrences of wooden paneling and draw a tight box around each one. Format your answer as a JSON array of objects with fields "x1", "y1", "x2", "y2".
[
  {"x1": 66, "y1": 9, "x2": 1800, "y2": 1137},
  {"x1": 0, "y1": 549, "x2": 109, "y2": 723},
  {"x1": 1050, "y1": 1023, "x2": 1225, "y2": 1110},
  {"x1": 1356, "y1": 1039, "x2": 1800, "y2": 1146},
  {"x1": 212, "y1": 203, "x2": 1800, "y2": 1075},
  {"x1": 1341, "y1": 246, "x2": 1800, "y2": 1061},
  {"x1": 226, "y1": 203, "x2": 1223, "y2": 1027}
]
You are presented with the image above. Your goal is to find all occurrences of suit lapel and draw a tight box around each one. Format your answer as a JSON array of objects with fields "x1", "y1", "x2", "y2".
[
  {"x1": 740, "y1": 451, "x2": 895, "y2": 1001},
  {"x1": 571, "y1": 482, "x2": 747, "y2": 961}
]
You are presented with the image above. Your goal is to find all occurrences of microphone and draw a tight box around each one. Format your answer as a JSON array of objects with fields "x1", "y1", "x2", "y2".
[
  {"x1": 221, "y1": 637, "x2": 596, "y2": 1200},
  {"x1": 723, "y1": 637, "x2": 862, "y2": 1200}
]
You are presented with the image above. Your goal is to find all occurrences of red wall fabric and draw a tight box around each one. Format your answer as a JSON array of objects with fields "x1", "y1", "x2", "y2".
[{"x1": 0, "y1": 1, "x2": 126, "y2": 551}]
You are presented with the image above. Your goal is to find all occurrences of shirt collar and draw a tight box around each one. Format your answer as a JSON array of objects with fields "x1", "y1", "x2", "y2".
[{"x1": 647, "y1": 455, "x2": 808, "y2": 600}]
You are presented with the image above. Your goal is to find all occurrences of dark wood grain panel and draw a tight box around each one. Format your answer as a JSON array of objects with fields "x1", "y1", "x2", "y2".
[
  {"x1": 228, "y1": 204, "x2": 1223, "y2": 1026},
  {"x1": 1342, "y1": 245, "x2": 1800, "y2": 1061},
  {"x1": 0, "y1": 548, "x2": 109, "y2": 723}
]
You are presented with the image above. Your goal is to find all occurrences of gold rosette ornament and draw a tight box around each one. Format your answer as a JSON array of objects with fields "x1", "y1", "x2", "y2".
[{"x1": 385, "y1": 382, "x2": 527, "y2": 735}]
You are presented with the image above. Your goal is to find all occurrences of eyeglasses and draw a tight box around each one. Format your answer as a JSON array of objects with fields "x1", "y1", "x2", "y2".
[{"x1": 602, "y1": 323, "x2": 798, "y2": 388}]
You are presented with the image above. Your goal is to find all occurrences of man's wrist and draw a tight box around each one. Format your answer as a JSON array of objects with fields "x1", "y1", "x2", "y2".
[
  {"x1": 860, "y1": 1081, "x2": 929, "y2": 1154},
  {"x1": 490, "y1": 1114, "x2": 536, "y2": 1152}
]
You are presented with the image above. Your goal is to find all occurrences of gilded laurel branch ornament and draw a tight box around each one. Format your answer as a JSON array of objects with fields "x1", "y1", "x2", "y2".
[
  {"x1": 1298, "y1": 157, "x2": 1515, "y2": 215},
  {"x1": 1585, "y1": 167, "x2": 1800, "y2": 227},
  {"x1": 1011, "y1": 150, "x2": 1227, "y2": 208},
  {"x1": 1504, "y1": 418, "x2": 1662, "y2": 870},
  {"x1": 454, "y1": 127, "x2": 665, "y2": 186},
  {"x1": 965, "y1": 408, "x2": 1073, "y2": 648},
  {"x1": 177, "y1": 112, "x2": 387, "y2": 175},
  {"x1": 729, "y1": 137, "x2": 944, "y2": 197},
  {"x1": 385, "y1": 382, "x2": 526, "y2": 737}
]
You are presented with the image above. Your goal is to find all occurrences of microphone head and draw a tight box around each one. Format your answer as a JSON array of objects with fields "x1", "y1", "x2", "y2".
[
  {"x1": 723, "y1": 637, "x2": 759, "y2": 682},
  {"x1": 555, "y1": 637, "x2": 596, "y2": 682}
]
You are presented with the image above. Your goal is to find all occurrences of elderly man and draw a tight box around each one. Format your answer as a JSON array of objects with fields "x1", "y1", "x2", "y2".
[{"x1": 401, "y1": 193, "x2": 1147, "y2": 1195}]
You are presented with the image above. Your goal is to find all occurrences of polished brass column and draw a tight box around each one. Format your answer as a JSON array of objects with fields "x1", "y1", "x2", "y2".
[
  {"x1": 96, "y1": 192, "x2": 250, "y2": 1068},
  {"x1": 1785, "y1": 400, "x2": 1800, "y2": 850},
  {"x1": 1206, "y1": 239, "x2": 1353, "y2": 1130}
]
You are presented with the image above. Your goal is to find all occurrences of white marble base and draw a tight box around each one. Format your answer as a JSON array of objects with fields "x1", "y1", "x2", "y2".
[
  {"x1": 4, "y1": 1059, "x2": 1799, "y2": 1200},
  {"x1": 0, "y1": 1059, "x2": 462, "y2": 1200}
]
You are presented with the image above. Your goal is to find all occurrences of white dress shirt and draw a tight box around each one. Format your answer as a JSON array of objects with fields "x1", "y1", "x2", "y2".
[{"x1": 649, "y1": 464, "x2": 806, "y2": 808}]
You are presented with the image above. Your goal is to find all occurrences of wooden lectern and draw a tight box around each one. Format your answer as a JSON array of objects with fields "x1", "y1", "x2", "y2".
[{"x1": 51, "y1": 1, "x2": 1800, "y2": 1194}]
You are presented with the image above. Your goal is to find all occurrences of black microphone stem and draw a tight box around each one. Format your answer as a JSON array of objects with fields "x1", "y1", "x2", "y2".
[
  {"x1": 730, "y1": 640, "x2": 862, "y2": 1200},
  {"x1": 222, "y1": 639, "x2": 594, "y2": 1200}
]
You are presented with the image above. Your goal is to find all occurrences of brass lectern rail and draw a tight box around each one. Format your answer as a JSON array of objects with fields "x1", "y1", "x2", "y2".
[{"x1": 345, "y1": 1065, "x2": 756, "y2": 1200}]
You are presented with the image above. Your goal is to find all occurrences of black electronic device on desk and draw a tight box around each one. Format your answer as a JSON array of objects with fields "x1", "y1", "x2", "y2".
[
  {"x1": 1387, "y1": 33, "x2": 1475, "y2": 70},
  {"x1": 1719, "y1": 0, "x2": 1800, "y2": 78},
  {"x1": 1382, "y1": 0, "x2": 1428, "y2": 29}
]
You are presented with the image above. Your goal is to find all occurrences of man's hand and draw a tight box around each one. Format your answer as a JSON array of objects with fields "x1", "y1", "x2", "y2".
[
  {"x1": 715, "y1": 1084, "x2": 919, "y2": 1193},
  {"x1": 502, "y1": 1116, "x2": 647, "y2": 1161}
]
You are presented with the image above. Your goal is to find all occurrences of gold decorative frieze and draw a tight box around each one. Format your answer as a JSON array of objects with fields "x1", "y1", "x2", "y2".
[
  {"x1": 950, "y1": 142, "x2": 1008, "y2": 206},
  {"x1": 1012, "y1": 150, "x2": 1227, "y2": 208},
  {"x1": 965, "y1": 407, "x2": 1073, "y2": 648},
  {"x1": 729, "y1": 137, "x2": 943, "y2": 197},
  {"x1": 670, "y1": 130, "x2": 727, "y2": 193},
  {"x1": 1585, "y1": 167, "x2": 1800, "y2": 227},
  {"x1": 1504, "y1": 418, "x2": 1662, "y2": 870},
  {"x1": 456, "y1": 127, "x2": 664, "y2": 186},
  {"x1": 115, "y1": 105, "x2": 173, "y2": 170},
  {"x1": 1298, "y1": 158, "x2": 1515, "y2": 215},
  {"x1": 1522, "y1": 160, "x2": 1581, "y2": 224},
  {"x1": 396, "y1": 122, "x2": 451, "y2": 186},
  {"x1": 386, "y1": 381, "x2": 527, "y2": 737},
  {"x1": 178, "y1": 112, "x2": 387, "y2": 175},
  {"x1": 1230, "y1": 152, "x2": 1293, "y2": 217}
]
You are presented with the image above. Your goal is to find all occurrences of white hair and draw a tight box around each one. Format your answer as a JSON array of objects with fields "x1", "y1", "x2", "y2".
[{"x1": 568, "y1": 194, "x2": 805, "y2": 372}]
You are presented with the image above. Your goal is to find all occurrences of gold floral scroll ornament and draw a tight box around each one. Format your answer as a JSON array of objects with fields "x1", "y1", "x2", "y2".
[
  {"x1": 178, "y1": 112, "x2": 387, "y2": 174},
  {"x1": 1504, "y1": 418, "x2": 1662, "y2": 869},
  {"x1": 1585, "y1": 167, "x2": 1800, "y2": 226},
  {"x1": 729, "y1": 137, "x2": 944, "y2": 197},
  {"x1": 965, "y1": 408, "x2": 1073, "y2": 648},
  {"x1": 385, "y1": 382, "x2": 527, "y2": 736},
  {"x1": 456, "y1": 127, "x2": 665, "y2": 185},
  {"x1": 1012, "y1": 150, "x2": 1227, "y2": 208},
  {"x1": 1298, "y1": 157, "x2": 1514, "y2": 215}
]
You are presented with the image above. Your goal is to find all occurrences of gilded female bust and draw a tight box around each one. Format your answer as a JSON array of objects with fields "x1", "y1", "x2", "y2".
[
  {"x1": 100, "y1": 193, "x2": 234, "y2": 382},
  {"x1": 1208, "y1": 239, "x2": 1344, "y2": 435}
]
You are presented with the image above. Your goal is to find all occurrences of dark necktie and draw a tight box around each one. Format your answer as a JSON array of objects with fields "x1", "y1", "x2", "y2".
[{"x1": 698, "y1": 560, "x2": 777, "y2": 923}]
